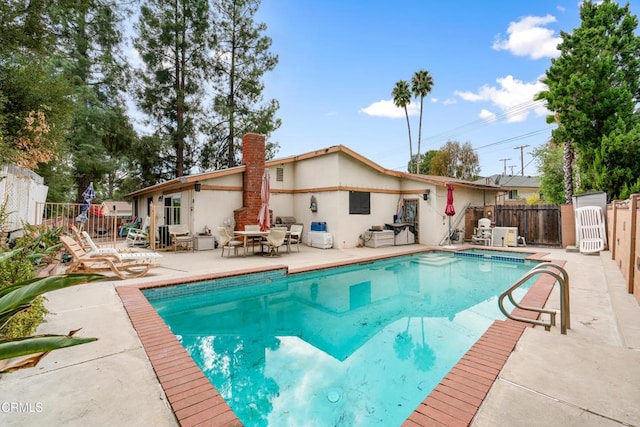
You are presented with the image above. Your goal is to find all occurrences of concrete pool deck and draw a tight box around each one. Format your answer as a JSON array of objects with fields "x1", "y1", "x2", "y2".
[{"x1": 1, "y1": 244, "x2": 639, "y2": 426}]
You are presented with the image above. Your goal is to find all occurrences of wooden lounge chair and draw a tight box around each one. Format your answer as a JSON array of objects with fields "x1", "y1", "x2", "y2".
[
  {"x1": 71, "y1": 226, "x2": 163, "y2": 262},
  {"x1": 60, "y1": 235, "x2": 158, "y2": 279}
]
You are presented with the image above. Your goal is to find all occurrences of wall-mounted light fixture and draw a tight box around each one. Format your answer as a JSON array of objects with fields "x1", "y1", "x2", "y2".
[
  {"x1": 194, "y1": 181, "x2": 201, "y2": 192},
  {"x1": 423, "y1": 189, "x2": 431, "y2": 201},
  {"x1": 158, "y1": 195, "x2": 163, "y2": 202}
]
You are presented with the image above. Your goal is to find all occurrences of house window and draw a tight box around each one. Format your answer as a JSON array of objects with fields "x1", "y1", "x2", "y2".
[
  {"x1": 508, "y1": 190, "x2": 518, "y2": 199},
  {"x1": 349, "y1": 191, "x2": 370, "y2": 215},
  {"x1": 164, "y1": 195, "x2": 181, "y2": 224},
  {"x1": 276, "y1": 167, "x2": 284, "y2": 182}
]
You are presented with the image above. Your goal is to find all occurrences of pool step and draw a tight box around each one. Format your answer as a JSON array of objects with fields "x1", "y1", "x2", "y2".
[{"x1": 413, "y1": 255, "x2": 459, "y2": 266}]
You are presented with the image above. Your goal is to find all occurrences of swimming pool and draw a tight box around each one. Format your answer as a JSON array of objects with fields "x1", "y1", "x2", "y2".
[{"x1": 145, "y1": 252, "x2": 537, "y2": 426}]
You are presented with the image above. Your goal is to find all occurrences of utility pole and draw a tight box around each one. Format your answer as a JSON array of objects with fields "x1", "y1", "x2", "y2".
[
  {"x1": 499, "y1": 158, "x2": 511, "y2": 176},
  {"x1": 508, "y1": 165, "x2": 516, "y2": 175},
  {"x1": 514, "y1": 145, "x2": 530, "y2": 176}
]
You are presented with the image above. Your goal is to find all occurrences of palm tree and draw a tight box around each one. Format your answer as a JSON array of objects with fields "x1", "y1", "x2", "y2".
[
  {"x1": 392, "y1": 80, "x2": 414, "y2": 172},
  {"x1": 411, "y1": 70, "x2": 434, "y2": 172}
]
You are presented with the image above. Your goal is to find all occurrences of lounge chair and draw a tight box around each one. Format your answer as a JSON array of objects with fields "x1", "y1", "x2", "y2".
[
  {"x1": 287, "y1": 224, "x2": 303, "y2": 252},
  {"x1": 72, "y1": 227, "x2": 163, "y2": 262},
  {"x1": 261, "y1": 228, "x2": 287, "y2": 257},
  {"x1": 217, "y1": 227, "x2": 244, "y2": 257},
  {"x1": 60, "y1": 235, "x2": 159, "y2": 279},
  {"x1": 575, "y1": 206, "x2": 606, "y2": 254}
]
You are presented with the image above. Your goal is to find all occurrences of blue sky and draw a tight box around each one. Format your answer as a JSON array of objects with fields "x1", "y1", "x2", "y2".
[{"x1": 253, "y1": 1, "x2": 638, "y2": 177}]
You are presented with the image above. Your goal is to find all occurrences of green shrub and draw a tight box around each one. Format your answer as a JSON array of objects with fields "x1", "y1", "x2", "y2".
[{"x1": 0, "y1": 224, "x2": 62, "y2": 339}]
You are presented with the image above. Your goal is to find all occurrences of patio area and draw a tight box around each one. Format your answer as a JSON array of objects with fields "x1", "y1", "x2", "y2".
[{"x1": 1, "y1": 243, "x2": 639, "y2": 426}]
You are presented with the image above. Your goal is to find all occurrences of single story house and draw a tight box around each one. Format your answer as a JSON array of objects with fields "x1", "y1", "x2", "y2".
[
  {"x1": 125, "y1": 134, "x2": 500, "y2": 249},
  {"x1": 478, "y1": 174, "x2": 541, "y2": 204}
]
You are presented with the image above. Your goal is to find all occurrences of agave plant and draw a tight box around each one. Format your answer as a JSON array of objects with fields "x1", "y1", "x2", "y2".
[{"x1": 0, "y1": 250, "x2": 104, "y2": 373}]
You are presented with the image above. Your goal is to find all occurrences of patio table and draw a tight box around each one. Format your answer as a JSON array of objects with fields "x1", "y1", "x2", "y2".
[{"x1": 233, "y1": 229, "x2": 291, "y2": 255}]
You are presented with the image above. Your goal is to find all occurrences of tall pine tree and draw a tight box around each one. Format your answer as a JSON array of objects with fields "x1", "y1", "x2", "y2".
[
  {"x1": 134, "y1": 0, "x2": 211, "y2": 178},
  {"x1": 202, "y1": 0, "x2": 280, "y2": 169},
  {"x1": 51, "y1": 0, "x2": 135, "y2": 201}
]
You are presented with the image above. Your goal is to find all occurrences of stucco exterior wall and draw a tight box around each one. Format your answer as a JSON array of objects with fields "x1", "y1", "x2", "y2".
[{"x1": 128, "y1": 144, "x2": 499, "y2": 250}]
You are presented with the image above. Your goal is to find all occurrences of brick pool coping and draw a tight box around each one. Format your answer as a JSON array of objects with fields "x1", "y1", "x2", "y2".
[{"x1": 116, "y1": 250, "x2": 561, "y2": 427}]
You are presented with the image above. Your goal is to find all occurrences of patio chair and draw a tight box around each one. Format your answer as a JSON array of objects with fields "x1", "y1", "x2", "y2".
[
  {"x1": 168, "y1": 224, "x2": 193, "y2": 251},
  {"x1": 60, "y1": 235, "x2": 159, "y2": 279},
  {"x1": 126, "y1": 217, "x2": 150, "y2": 247},
  {"x1": 73, "y1": 227, "x2": 162, "y2": 262},
  {"x1": 244, "y1": 224, "x2": 262, "y2": 254},
  {"x1": 287, "y1": 224, "x2": 303, "y2": 252},
  {"x1": 575, "y1": 206, "x2": 606, "y2": 254},
  {"x1": 217, "y1": 227, "x2": 244, "y2": 257},
  {"x1": 261, "y1": 228, "x2": 287, "y2": 257},
  {"x1": 471, "y1": 218, "x2": 492, "y2": 246},
  {"x1": 119, "y1": 216, "x2": 139, "y2": 238}
]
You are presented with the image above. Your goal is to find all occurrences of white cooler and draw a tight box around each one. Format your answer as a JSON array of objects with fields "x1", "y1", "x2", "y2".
[{"x1": 307, "y1": 231, "x2": 333, "y2": 249}]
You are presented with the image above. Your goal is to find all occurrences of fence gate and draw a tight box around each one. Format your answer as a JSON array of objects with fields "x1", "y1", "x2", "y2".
[{"x1": 494, "y1": 204, "x2": 562, "y2": 247}]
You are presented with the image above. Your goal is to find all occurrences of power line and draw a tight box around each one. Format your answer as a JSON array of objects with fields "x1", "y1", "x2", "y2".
[
  {"x1": 424, "y1": 99, "x2": 547, "y2": 144},
  {"x1": 473, "y1": 128, "x2": 550, "y2": 151}
]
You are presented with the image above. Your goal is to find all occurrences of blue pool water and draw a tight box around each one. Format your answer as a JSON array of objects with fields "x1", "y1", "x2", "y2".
[{"x1": 146, "y1": 252, "x2": 537, "y2": 426}]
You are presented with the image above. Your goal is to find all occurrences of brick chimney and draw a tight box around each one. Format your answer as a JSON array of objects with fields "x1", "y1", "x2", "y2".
[{"x1": 234, "y1": 133, "x2": 266, "y2": 230}]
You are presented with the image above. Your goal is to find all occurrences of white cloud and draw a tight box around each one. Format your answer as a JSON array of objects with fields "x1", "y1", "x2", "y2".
[
  {"x1": 454, "y1": 75, "x2": 549, "y2": 122},
  {"x1": 359, "y1": 99, "x2": 420, "y2": 118},
  {"x1": 430, "y1": 97, "x2": 439, "y2": 103},
  {"x1": 492, "y1": 15, "x2": 561, "y2": 59},
  {"x1": 479, "y1": 109, "x2": 497, "y2": 122},
  {"x1": 443, "y1": 98, "x2": 458, "y2": 105}
]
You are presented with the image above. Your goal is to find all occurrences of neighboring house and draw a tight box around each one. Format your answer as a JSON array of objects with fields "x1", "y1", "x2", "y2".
[
  {"x1": 126, "y1": 134, "x2": 500, "y2": 248},
  {"x1": 102, "y1": 200, "x2": 133, "y2": 219},
  {"x1": 478, "y1": 174, "x2": 541, "y2": 204}
]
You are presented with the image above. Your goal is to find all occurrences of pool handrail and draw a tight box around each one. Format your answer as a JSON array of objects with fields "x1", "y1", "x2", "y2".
[{"x1": 498, "y1": 262, "x2": 570, "y2": 334}]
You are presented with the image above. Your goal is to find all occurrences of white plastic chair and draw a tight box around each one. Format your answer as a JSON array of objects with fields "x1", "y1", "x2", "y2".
[
  {"x1": 262, "y1": 228, "x2": 287, "y2": 257},
  {"x1": 287, "y1": 224, "x2": 303, "y2": 252},
  {"x1": 575, "y1": 206, "x2": 606, "y2": 254},
  {"x1": 126, "y1": 217, "x2": 150, "y2": 247},
  {"x1": 471, "y1": 218, "x2": 492, "y2": 246},
  {"x1": 217, "y1": 227, "x2": 243, "y2": 257}
]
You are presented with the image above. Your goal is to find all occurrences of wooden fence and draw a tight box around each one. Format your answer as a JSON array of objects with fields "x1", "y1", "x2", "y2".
[{"x1": 493, "y1": 204, "x2": 562, "y2": 247}]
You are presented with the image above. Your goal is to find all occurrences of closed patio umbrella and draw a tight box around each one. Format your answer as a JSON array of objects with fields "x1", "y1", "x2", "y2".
[
  {"x1": 257, "y1": 170, "x2": 271, "y2": 231},
  {"x1": 445, "y1": 184, "x2": 455, "y2": 244},
  {"x1": 75, "y1": 182, "x2": 96, "y2": 227}
]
